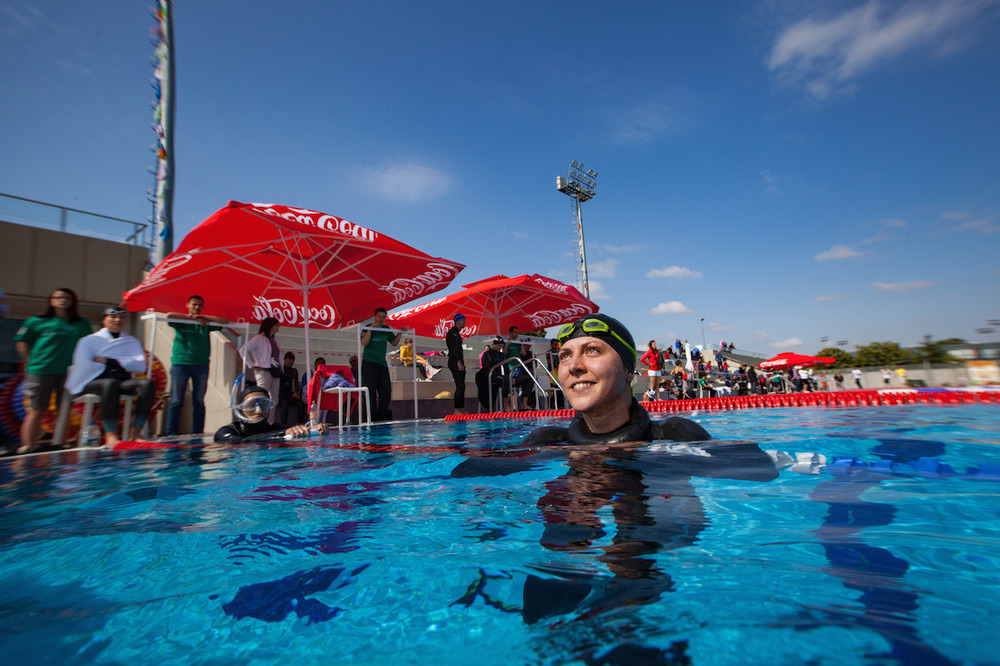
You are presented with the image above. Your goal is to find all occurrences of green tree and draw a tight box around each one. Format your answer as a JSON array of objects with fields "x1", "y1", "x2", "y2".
[
  {"x1": 914, "y1": 337, "x2": 964, "y2": 364},
  {"x1": 853, "y1": 341, "x2": 921, "y2": 367},
  {"x1": 816, "y1": 347, "x2": 854, "y2": 368}
]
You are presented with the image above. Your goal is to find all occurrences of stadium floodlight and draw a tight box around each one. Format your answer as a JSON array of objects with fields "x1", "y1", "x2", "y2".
[{"x1": 556, "y1": 161, "x2": 599, "y2": 298}]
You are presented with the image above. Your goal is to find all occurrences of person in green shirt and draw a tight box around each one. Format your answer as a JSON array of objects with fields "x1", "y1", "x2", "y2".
[
  {"x1": 360, "y1": 307, "x2": 406, "y2": 421},
  {"x1": 502, "y1": 325, "x2": 531, "y2": 411},
  {"x1": 14, "y1": 287, "x2": 92, "y2": 453},
  {"x1": 164, "y1": 295, "x2": 228, "y2": 435}
]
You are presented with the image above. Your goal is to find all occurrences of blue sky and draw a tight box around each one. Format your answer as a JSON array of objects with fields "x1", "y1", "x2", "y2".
[{"x1": 2, "y1": 0, "x2": 998, "y2": 353}]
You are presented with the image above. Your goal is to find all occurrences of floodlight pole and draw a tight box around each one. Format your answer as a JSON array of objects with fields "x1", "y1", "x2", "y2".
[{"x1": 556, "y1": 161, "x2": 598, "y2": 299}]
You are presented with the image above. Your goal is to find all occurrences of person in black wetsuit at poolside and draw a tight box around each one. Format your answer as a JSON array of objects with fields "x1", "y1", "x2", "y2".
[{"x1": 214, "y1": 386, "x2": 327, "y2": 443}]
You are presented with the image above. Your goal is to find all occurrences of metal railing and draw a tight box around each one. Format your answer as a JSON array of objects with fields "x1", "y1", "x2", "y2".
[
  {"x1": 0, "y1": 192, "x2": 149, "y2": 248},
  {"x1": 485, "y1": 356, "x2": 563, "y2": 413}
]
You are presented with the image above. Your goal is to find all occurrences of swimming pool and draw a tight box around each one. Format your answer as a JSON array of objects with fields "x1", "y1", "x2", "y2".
[{"x1": 2, "y1": 404, "x2": 998, "y2": 665}]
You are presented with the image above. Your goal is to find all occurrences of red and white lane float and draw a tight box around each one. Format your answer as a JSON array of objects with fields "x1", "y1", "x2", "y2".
[{"x1": 444, "y1": 388, "x2": 1000, "y2": 421}]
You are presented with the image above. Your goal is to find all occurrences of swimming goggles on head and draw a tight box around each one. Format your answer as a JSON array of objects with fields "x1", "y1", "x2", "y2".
[
  {"x1": 237, "y1": 396, "x2": 273, "y2": 412},
  {"x1": 557, "y1": 318, "x2": 636, "y2": 359}
]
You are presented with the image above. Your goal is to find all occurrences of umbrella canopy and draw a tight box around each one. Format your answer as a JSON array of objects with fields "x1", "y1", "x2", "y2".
[
  {"x1": 387, "y1": 273, "x2": 597, "y2": 338},
  {"x1": 758, "y1": 352, "x2": 837, "y2": 370},
  {"x1": 123, "y1": 201, "x2": 466, "y2": 362}
]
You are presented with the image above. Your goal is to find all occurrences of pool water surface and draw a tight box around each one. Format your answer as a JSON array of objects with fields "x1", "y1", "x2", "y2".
[{"x1": 1, "y1": 404, "x2": 999, "y2": 665}]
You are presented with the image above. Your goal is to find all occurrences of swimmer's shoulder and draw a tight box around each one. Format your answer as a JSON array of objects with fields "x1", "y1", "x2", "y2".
[
  {"x1": 214, "y1": 423, "x2": 244, "y2": 443},
  {"x1": 650, "y1": 416, "x2": 711, "y2": 442},
  {"x1": 521, "y1": 425, "x2": 570, "y2": 446}
]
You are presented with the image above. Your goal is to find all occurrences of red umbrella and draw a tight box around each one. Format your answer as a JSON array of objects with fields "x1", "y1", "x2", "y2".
[
  {"x1": 387, "y1": 273, "x2": 597, "y2": 338},
  {"x1": 758, "y1": 352, "x2": 837, "y2": 370},
  {"x1": 123, "y1": 201, "x2": 465, "y2": 362}
]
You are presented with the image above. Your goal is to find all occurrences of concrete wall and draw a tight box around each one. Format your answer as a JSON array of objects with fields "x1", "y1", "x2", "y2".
[{"x1": 0, "y1": 220, "x2": 148, "y2": 322}]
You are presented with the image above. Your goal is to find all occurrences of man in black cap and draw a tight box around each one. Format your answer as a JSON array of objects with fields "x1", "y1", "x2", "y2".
[
  {"x1": 64, "y1": 306, "x2": 156, "y2": 447},
  {"x1": 524, "y1": 313, "x2": 709, "y2": 444},
  {"x1": 446, "y1": 313, "x2": 466, "y2": 414},
  {"x1": 476, "y1": 336, "x2": 507, "y2": 411}
]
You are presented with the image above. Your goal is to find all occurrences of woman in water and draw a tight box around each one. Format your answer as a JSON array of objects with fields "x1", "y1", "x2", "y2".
[{"x1": 215, "y1": 386, "x2": 327, "y2": 443}]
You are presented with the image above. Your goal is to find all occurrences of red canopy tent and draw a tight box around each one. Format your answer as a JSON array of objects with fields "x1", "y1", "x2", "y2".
[
  {"x1": 758, "y1": 352, "x2": 836, "y2": 370},
  {"x1": 386, "y1": 273, "x2": 597, "y2": 338},
  {"x1": 123, "y1": 201, "x2": 466, "y2": 364}
]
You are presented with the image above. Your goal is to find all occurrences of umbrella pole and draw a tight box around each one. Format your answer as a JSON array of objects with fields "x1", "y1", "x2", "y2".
[{"x1": 302, "y1": 287, "x2": 311, "y2": 400}]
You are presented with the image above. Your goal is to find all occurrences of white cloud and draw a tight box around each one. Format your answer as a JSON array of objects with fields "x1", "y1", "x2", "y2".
[
  {"x1": 754, "y1": 331, "x2": 769, "y2": 341},
  {"x1": 935, "y1": 210, "x2": 1000, "y2": 234},
  {"x1": 956, "y1": 218, "x2": 1000, "y2": 233},
  {"x1": 814, "y1": 244, "x2": 862, "y2": 261},
  {"x1": 872, "y1": 280, "x2": 937, "y2": 291},
  {"x1": 861, "y1": 230, "x2": 889, "y2": 244},
  {"x1": 762, "y1": 170, "x2": 784, "y2": 195},
  {"x1": 708, "y1": 322, "x2": 733, "y2": 332},
  {"x1": 651, "y1": 301, "x2": 693, "y2": 315},
  {"x1": 605, "y1": 102, "x2": 683, "y2": 146},
  {"x1": 772, "y1": 337, "x2": 804, "y2": 349},
  {"x1": 588, "y1": 259, "x2": 619, "y2": 279},
  {"x1": 814, "y1": 293, "x2": 847, "y2": 302},
  {"x1": 946, "y1": 217, "x2": 1000, "y2": 234},
  {"x1": 646, "y1": 265, "x2": 703, "y2": 279},
  {"x1": 546, "y1": 267, "x2": 570, "y2": 279},
  {"x1": 356, "y1": 161, "x2": 452, "y2": 203},
  {"x1": 603, "y1": 244, "x2": 642, "y2": 253},
  {"x1": 861, "y1": 217, "x2": 906, "y2": 244},
  {"x1": 0, "y1": 2, "x2": 49, "y2": 34},
  {"x1": 588, "y1": 280, "x2": 611, "y2": 301},
  {"x1": 769, "y1": 0, "x2": 996, "y2": 98}
]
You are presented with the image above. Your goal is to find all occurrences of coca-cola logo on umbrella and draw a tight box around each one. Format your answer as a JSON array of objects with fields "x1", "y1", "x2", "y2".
[
  {"x1": 251, "y1": 295, "x2": 338, "y2": 328},
  {"x1": 433, "y1": 319, "x2": 478, "y2": 338},
  {"x1": 528, "y1": 303, "x2": 591, "y2": 328},
  {"x1": 249, "y1": 203, "x2": 379, "y2": 242},
  {"x1": 383, "y1": 263, "x2": 462, "y2": 304}
]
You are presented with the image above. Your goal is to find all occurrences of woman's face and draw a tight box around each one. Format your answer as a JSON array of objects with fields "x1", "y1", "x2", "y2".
[
  {"x1": 50, "y1": 290, "x2": 73, "y2": 308},
  {"x1": 557, "y1": 336, "x2": 632, "y2": 419},
  {"x1": 238, "y1": 392, "x2": 271, "y2": 423}
]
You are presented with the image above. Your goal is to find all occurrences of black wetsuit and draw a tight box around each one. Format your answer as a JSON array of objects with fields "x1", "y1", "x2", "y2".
[
  {"x1": 213, "y1": 419, "x2": 285, "y2": 443},
  {"x1": 475, "y1": 347, "x2": 507, "y2": 409},
  {"x1": 522, "y1": 398, "x2": 711, "y2": 446},
  {"x1": 446, "y1": 325, "x2": 465, "y2": 410}
]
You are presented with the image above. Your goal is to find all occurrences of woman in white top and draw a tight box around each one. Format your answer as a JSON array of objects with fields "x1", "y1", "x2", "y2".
[{"x1": 244, "y1": 317, "x2": 282, "y2": 423}]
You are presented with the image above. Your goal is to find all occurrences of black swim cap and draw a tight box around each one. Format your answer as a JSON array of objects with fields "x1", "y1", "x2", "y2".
[
  {"x1": 557, "y1": 313, "x2": 636, "y2": 374},
  {"x1": 237, "y1": 385, "x2": 270, "y2": 402}
]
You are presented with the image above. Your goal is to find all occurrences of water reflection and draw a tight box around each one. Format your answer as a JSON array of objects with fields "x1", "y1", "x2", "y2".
[
  {"x1": 798, "y1": 438, "x2": 958, "y2": 665},
  {"x1": 452, "y1": 439, "x2": 779, "y2": 643}
]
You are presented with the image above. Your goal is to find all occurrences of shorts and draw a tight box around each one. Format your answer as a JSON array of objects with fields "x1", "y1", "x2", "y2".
[
  {"x1": 647, "y1": 370, "x2": 661, "y2": 377},
  {"x1": 23, "y1": 373, "x2": 66, "y2": 410}
]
